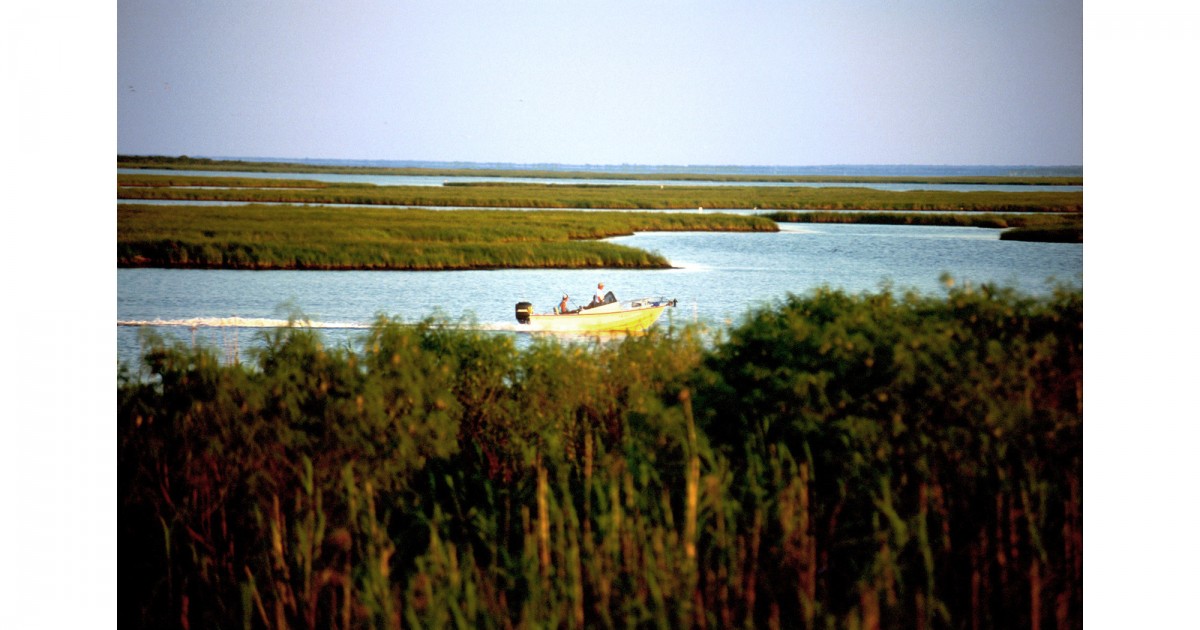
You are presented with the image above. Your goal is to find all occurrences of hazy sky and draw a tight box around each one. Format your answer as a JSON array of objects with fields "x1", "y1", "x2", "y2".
[{"x1": 118, "y1": 0, "x2": 1082, "y2": 166}]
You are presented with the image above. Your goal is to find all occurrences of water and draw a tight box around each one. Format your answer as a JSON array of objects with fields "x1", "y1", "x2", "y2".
[
  {"x1": 117, "y1": 168, "x2": 1081, "y2": 193},
  {"x1": 117, "y1": 223, "x2": 1082, "y2": 369}
]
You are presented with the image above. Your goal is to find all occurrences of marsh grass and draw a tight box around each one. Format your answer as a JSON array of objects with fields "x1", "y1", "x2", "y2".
[
  {"x1": 118, "y1": 174, "x2": 1083, "y2": 213},
  {"x1": 119, "y1": 174, "x2": 332, "y2": 189},
  {"x1": 119, "y1": 155, "x2": 1082, "y2": 186},
  {"x1": 117, "y1": 205, "x2": 775, "y2": 270},
  {"x1": 766, "y1": 211, "x2": 1083, "y2": 229},
  {"x1": 120, "y1": 283, "x2": 1082, "y2": 628}
]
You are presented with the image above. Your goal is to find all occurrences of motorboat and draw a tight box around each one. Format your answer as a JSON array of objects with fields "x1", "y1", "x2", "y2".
[{"x1": 515, "y1": 292, "x2": 677, "y2": 333}]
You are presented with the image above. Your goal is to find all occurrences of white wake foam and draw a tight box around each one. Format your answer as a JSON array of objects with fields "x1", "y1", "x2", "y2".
[
  {"x1": 116, "y1": 317, "x2": 529, "y2": 332},
  {"x1": 117, "y1": 317, "x2": 372, "y2": 329}
]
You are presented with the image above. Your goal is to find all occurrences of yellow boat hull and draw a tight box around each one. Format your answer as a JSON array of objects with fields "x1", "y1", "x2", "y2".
[{"x1": 521, "y1": 299, "x2": 673, "y2": 333}]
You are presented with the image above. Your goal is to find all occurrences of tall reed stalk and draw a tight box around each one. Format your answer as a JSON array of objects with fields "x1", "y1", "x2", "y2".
[{"x1": 120, "y1": 283, "x2": 1081, "y2": 628}]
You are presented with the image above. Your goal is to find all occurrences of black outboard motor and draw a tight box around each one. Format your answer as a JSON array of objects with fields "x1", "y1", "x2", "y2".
[{"x1": 515, "y1": 302, "x2": 533, "y2": 324}]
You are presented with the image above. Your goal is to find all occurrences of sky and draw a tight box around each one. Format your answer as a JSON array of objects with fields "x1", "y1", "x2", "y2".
[{"x1": 117, "y1": 0, "x2": 1082, "y2": 166}]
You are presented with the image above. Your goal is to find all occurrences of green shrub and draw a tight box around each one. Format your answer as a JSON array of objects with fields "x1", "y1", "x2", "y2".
[{"x1": 120, "y1": 284, "x2": 1081, "y2": 628}]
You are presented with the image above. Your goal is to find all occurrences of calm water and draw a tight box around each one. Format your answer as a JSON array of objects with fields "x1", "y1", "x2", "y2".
[
  {"x1": 117, "y1": 168, "x2": 1081, "y2": 193},
  {"x1": 117, "y1": 224, "x2": 1082, "y2": 369}
]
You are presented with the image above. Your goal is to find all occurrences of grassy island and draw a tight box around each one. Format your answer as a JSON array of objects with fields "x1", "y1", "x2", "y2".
[
  {"x1": 117, "y1": 204, "x2": 776, "y2": 270},
  {"x1": 119, "y1": 173, "x2": 1083, "y2": 213},
  {"x1": 117, "y1": 169, "x2": 1083, "y2": 270},
  {"x1": 120, "y1": 283, "x2": 1082, "y2": 628},
  {"x1": 766, "y1": 210, "x2": 1082, "y2": 228}
]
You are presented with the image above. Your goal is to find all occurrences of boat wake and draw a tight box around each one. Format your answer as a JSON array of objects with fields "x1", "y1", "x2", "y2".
[
  {"x1": 473, "y1": 322, "x2": 523, "y2": 332},
  {"x1": 669, "y1": 261, "x2": 711, "y2": 272},
  {"x1": 117, "y1": 317, "x2": 373, "y2": 329},
  {"x1": 117, "y1": 316, "x2": 530, "y2": 332}
]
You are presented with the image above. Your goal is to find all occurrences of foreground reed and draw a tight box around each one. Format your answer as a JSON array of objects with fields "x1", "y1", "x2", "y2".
[{"x1": 120, "y1": 282, "x2": 1081, "y2": 628}]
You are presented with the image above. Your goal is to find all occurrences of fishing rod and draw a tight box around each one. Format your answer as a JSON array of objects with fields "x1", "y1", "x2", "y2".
[{"x1": 559, "y1": 289, "x2": 578, "y2": 314}]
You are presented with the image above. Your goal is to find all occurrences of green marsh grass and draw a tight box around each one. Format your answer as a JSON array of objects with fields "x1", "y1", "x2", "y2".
[
  {"x1": 119, "y1": 174, "x2": 332, "y2": 189},
  {"x1": 117, "y1": 205, "x2": 775, "y2": 270},
  {"x1": 120, "y1": 283, "x2": 1082, "y2": 628},
  {"x1": 767, "y1": 210, "x2": 1083, "y2": 229},
  {"x1": 119, "y1": 173, "x2": 1083, "y2": 213}
]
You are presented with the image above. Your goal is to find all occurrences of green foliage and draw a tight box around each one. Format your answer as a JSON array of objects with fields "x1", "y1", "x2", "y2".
[
  {"x1": 119, "y1": 172, "x2": 1083, "y2": 213},
  {"x1": 766, "y1": 211, "x2": 1083, "y2": 228},
  {"x1": 120, "y1": 284, "x2": 1081, "y2": 628},
  {"x1": 117, "y1": 205, "x2": 774, "y2": 270},
  {"x1": 695, "y1": 282, "x2": 1081, "y2": 626}
]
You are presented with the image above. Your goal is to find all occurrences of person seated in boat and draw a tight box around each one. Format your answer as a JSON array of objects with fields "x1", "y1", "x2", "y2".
[
  {"x1": 559, "y1": 294, "x2": 570, "y2": 314},
  {"x1": 588, "y1": 282, "x2": 607, "y2": 308}
]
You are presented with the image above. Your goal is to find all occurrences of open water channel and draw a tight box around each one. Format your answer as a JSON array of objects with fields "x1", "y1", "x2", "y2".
[{"x1": 117, "y1": 223, "x2": 1082, "y2": 369}]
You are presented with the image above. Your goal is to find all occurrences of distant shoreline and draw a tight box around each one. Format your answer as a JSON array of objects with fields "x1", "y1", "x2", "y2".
[
  {"x1": 118, "y1": 172, "x2": 1084, "y2": 213},
  {"x1": 118, "y1": 155, "x2": 1083, "y2": 186}
]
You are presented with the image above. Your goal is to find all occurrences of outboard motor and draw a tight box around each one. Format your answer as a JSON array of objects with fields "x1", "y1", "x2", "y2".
[{"x1": 515, "y1": 302, "x2": 533, "y2": 324}]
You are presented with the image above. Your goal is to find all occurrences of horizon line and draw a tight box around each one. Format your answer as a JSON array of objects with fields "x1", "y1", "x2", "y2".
[{"x1": 119, "y1": 154, "x2": 1084, "y2": 171}]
